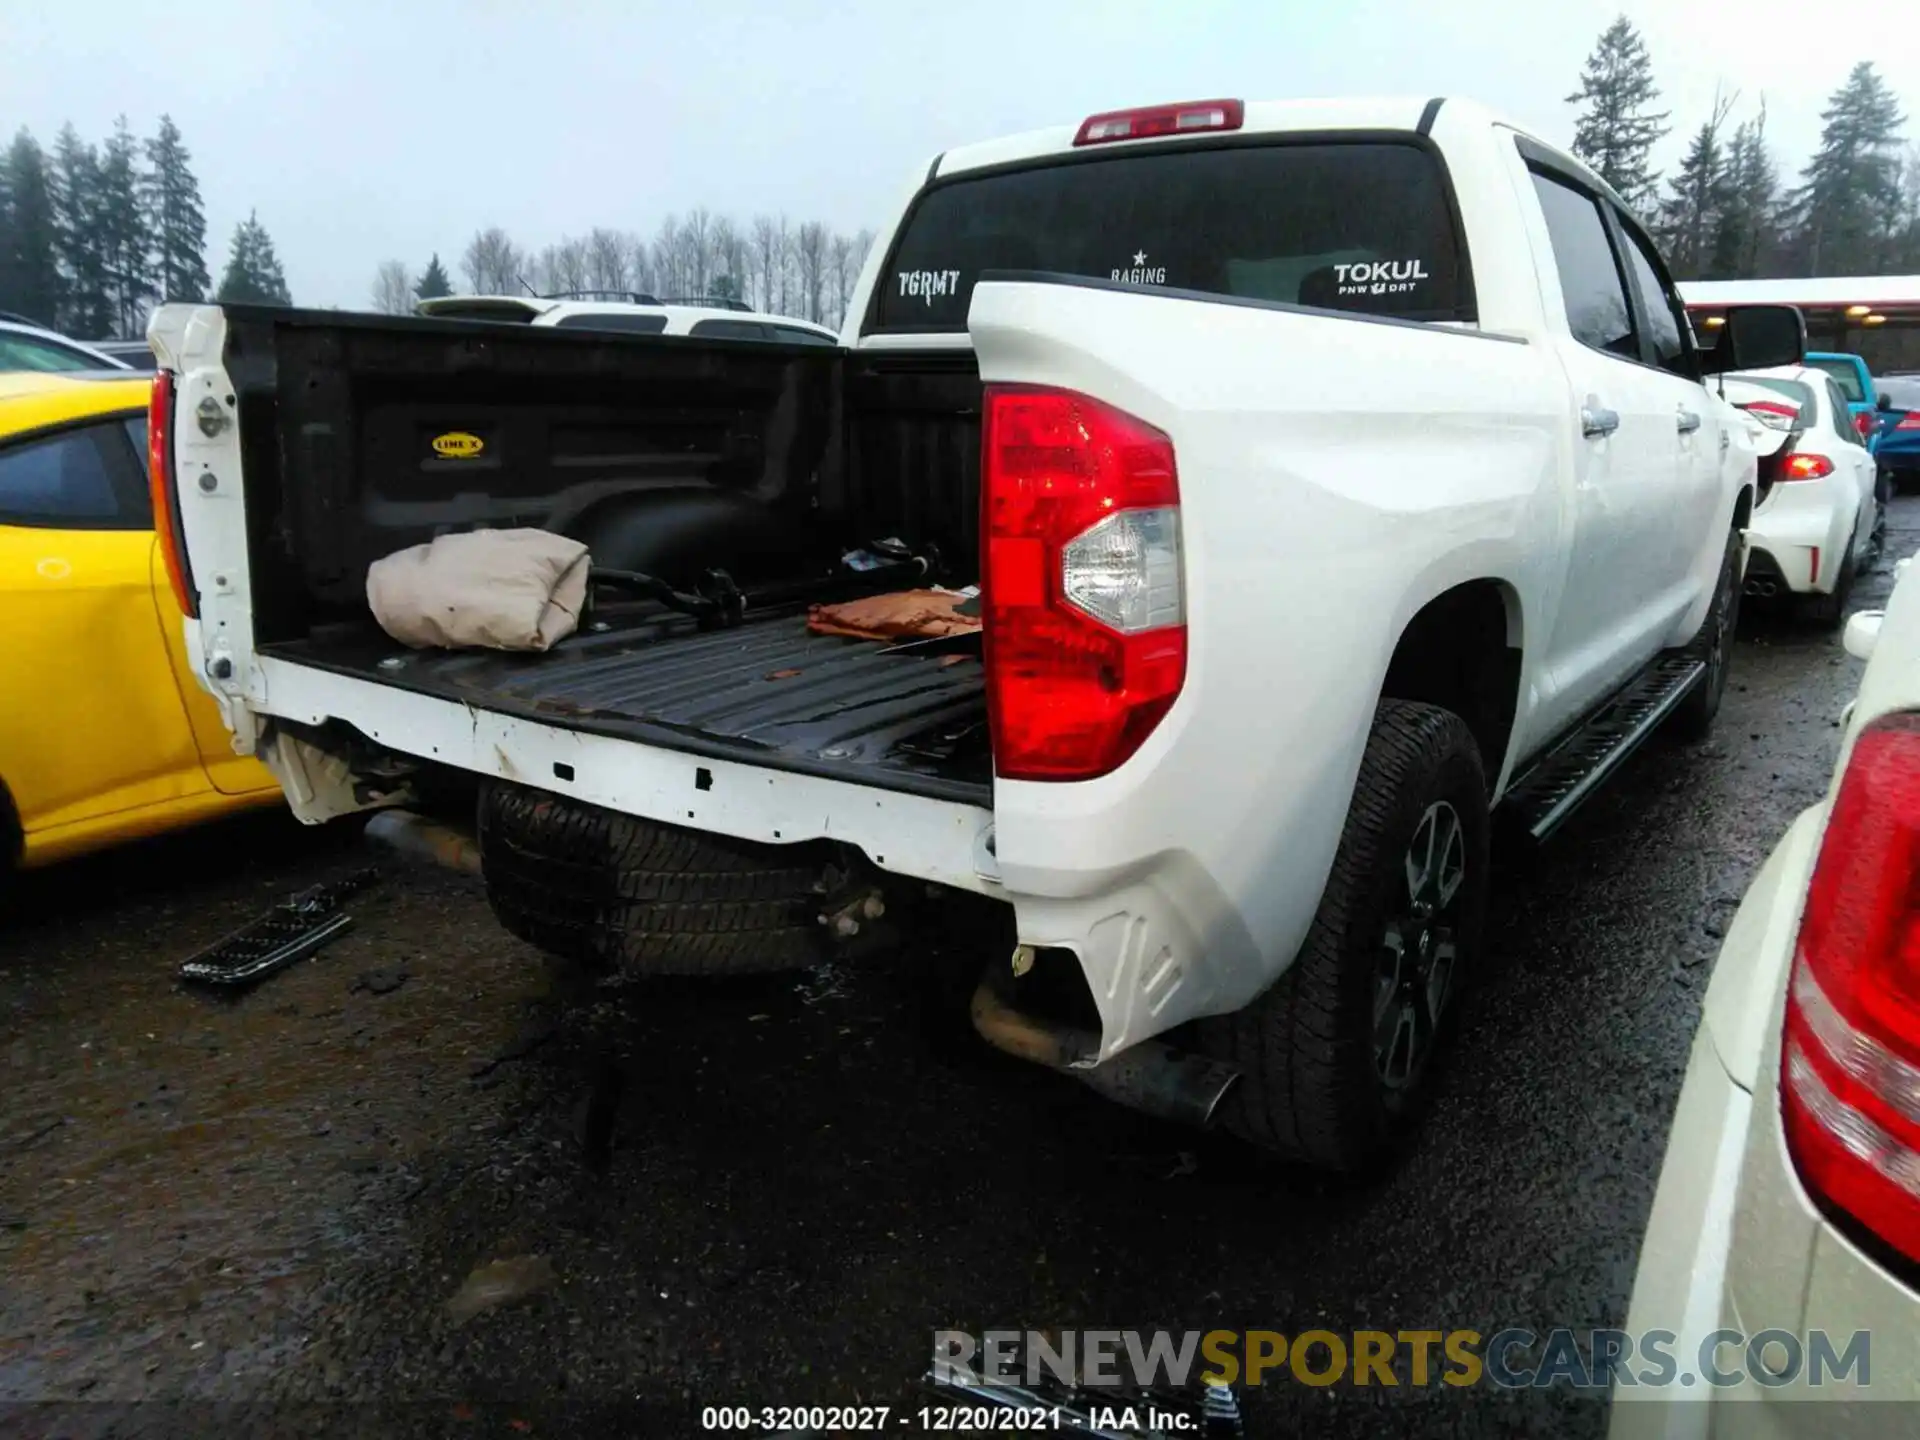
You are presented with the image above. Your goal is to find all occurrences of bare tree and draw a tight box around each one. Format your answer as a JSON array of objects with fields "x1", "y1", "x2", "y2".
[
  {"x1": 682, "y1": 207, "x2": 714, "y2": 296},
  {"x1": 710, "y1": 216, "x2": 748, "y2": 302},
  {"x1": 526, "y1": 244, "x2": 559, "y2": 296},
  {"x1": 750, "y1": 215, "x2": 780, "y2": 312},
  {"x1": 625, "y1": 230, "x2": 656, "y2": 297},
  {"x1": 461, "y1": 227, "x2": 524, "y2": 295},
  {"x1": 371, "y1": 259, "x2": 413, "y2": 315},
  {"x1": 650, "y1": 215, "x2": 685, "y2": 296},
  {"x1": 585, "y1": 227, "x2": 629, "y2": 293},
  {"x1": 553, "y1": 236, "x2": 591, "y2": 294},
  {"x1": 794, "y1": 221, "x2": 830, "y2": 323}
]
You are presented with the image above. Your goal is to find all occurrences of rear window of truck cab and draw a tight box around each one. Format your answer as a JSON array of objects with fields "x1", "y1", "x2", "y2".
[{"x1": 871, "y1": 139, "x2": 1470, "y2": 333}]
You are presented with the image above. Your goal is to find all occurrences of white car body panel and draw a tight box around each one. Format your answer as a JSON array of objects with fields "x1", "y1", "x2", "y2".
[
  {"x1": 154, "y1": 96, "x2": 1757, "y2": 1063},
  {"x1": 1616, "y1": 557, "x2": 1920, "y2": 1432},
  {"x1": 1725, "y1": 368, "x2": 1879, "y2": 597}
]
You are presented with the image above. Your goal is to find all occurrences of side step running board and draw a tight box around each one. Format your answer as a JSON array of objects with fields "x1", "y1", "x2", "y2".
[{"x1": 1501, "y1": 656, "x2": 1704, "y2": 842}]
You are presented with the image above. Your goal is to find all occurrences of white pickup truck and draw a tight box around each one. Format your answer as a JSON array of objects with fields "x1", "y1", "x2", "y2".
[{"x1": 149, "y1": 95, "x2": 1805, "y2": 1172}]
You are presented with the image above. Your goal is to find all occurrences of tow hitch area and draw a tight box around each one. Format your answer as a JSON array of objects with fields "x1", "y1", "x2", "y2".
[
  {"x1": 927, "y1": 1343, "x2": 1246, "y2": 1438},
  {"x1": 177, "y1": 868, "x2": 383, "y2": 989}
]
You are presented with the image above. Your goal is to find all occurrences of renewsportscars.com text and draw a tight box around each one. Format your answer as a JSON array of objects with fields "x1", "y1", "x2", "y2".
[{"x1": 932, "y1": 1327, "x2": 1871, "y2": 1391}]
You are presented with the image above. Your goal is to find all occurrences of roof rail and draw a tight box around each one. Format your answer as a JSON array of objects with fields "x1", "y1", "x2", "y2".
[
  {"x1": 653, "y1": 295, "x2": 754, "y2": 312},
  {"x1": 541, "y1": 289, "x2": 664, "y2": 305}
]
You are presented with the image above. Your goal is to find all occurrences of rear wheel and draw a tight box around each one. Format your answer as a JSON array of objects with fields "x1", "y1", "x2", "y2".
[
  {"x1": 1198, "y1": 700, "x2": 1489, "y2": 1172},
  {"x1": 1671, "y1": 524, "x2": 1741, "y2": 740},
  {"x1": 478, "y1": 782, "x2": 834, "y2": 977}
]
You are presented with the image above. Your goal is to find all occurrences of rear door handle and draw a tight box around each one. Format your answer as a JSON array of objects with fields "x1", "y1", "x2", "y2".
[
  {"x1": 1581, "y1": 405, "x2": 1620, "y2": 439},
  {"x1": 1677, "y1": 408, "x2": 1702, "y2": 434}
]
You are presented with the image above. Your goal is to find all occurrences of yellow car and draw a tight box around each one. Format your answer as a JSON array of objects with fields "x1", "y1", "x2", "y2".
[{"x1": 0, "y1": 370, "x2": 279, "y2": 876}]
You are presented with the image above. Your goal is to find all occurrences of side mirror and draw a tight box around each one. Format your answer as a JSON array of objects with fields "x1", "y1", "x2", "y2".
[
  {"x1": 1879, "y1": 393, "x2": 1894, "y2": 412},
  {"x1": 1700, "y1": 304, "x2": 1807, "y2": 375}
]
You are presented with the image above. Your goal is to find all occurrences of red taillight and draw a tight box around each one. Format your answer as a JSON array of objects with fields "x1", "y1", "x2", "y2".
[
  {"x1": 1898, "y1": 411, "x2": 1920, "y2": 432},
  {"x1": 1782, "y1": 713, "x2": 1920, "y2": 1264},
  {"x1": 1856, "y1": 411, "x2": 1879, "y2": 441},
  {"x1": 1073, "y1": 99, "x2": 1244, "y2": 147},
  {"x1": 980, "y1": 385, "x2": 1186, "y2": 782},
  {"x1": 147, "y1": 370, "x2": 198, "y2": 618},
  {"x1": 1782, "y1": 452, "x2": 1835, "y2": 482}
]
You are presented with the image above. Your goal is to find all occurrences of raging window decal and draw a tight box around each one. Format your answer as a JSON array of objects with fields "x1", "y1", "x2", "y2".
[{"x1": 1111, "y1": 250, "x2": 1168, "y2": 285}]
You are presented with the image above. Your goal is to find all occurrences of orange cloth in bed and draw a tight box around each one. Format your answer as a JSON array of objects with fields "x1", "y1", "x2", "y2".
[{"x1": 806, "y1": 589, "x2": 982, "y2": 642}]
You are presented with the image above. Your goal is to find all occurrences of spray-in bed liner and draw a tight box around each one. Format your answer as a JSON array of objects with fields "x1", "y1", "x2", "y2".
[{"x1": 264, "y1": 609, "x2": 993, "y2": 805}]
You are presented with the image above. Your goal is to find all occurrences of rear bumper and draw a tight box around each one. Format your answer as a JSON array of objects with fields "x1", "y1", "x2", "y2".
[
  {"x1": 1747, "y1": 477, "x2": 1854, "y2": 595},
  {"x1": 247, "y1": 656, "x2": 1267, "y2": 1057}
]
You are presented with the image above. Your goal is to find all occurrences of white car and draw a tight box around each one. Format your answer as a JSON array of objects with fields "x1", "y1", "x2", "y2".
[
  {"x1": 1722, "y1": 366, "x2": 1881, "y2": 625},
  {"x1": 0, "y1": 317, "x2": 133, "y2": 373},
  {"x1": 414, "y1": 291, "x2": 839, "y2": 345},
  {"x1": 1614, "y1": 563, "x2": 1920, "y2": 1436},
  {"x1": 153, "y1": 95, "x2": 1795, "y2": 1174}
]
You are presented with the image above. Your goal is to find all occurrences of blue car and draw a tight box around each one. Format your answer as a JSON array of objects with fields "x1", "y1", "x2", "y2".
[
  {"x1": 1805, "y1": 351, "x2": 1882, "y2": 452},
  {"x1": 1876, "y1": 373, "x2": 1920, "y2": 489}
]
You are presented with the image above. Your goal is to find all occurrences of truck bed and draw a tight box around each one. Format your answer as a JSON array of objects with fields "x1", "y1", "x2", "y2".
[{"x1": 263, "y1": 608, "x2": 992, "y2": 805}]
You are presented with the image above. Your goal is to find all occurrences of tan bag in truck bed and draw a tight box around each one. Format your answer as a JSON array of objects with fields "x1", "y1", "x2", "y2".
[{"x1": 366, "y1": 529, "x2": 591, "y2": 652}]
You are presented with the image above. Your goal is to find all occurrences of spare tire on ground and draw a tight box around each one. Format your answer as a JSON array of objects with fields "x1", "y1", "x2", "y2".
[{"x1": 478, "y1": 781, "x2": 834, "y2": 977}]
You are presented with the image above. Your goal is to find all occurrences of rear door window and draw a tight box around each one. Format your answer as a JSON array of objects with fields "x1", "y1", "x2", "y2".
[
  {"x1": 1528, "y1": 171, "x2": 1636, "y2": 359},
  {"x1": 872, "y1": 141, "x2": 1470, "y2": 332}
]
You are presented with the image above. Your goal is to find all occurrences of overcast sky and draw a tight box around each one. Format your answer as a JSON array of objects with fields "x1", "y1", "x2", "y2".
[{"x1": 2, "y1": 0, "x2": 1913, "y2": 311}]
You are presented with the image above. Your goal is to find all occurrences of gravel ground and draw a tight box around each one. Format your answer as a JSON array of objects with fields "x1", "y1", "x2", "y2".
[{"x1": 5, "y1": 503, "x2": 1912, "y2": 1439}]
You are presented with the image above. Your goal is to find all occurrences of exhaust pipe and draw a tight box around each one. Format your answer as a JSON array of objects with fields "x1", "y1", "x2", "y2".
[
  {"x1": 1744, "y1": 578, "x2": 1779, "y2": 597},
  {"x1": 364, "y1": 809, "x2": 482, "y2": 875},
  {"x1": 969, "y1": 979, "x2": 1241, "y2": 1129}
]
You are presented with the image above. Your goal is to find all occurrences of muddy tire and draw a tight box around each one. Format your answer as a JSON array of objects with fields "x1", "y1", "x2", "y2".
[
  {"x1": 1197, "y1": 700, "x2": 1489, "y2": 1173},
  {"x1": 478, "y1": 782, "x2": 830, "y2": 976},
  {"x1": 1671, "y1": 524, "x2": 1742, "y2": 740}
]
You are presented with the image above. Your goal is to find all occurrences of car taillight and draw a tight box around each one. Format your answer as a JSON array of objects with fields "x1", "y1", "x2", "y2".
[
  {"x1": 1857, "y1": 411, "x2": 1880, "y2": 442},
  {"x1": 1898, "y1": 411, "x2": 1920, "y2": 432},
  {"x1": 147, "y1": 370, "x2": 198, "y2": 619},
  {"x1": 1073, "y1": 99, "x2": 1244, "y2": 147},
  {"x1": 1783, "y1": 452, "x2": 1835, "y2": 481},
  {"x1": 1782, "y1": 713, "x2": 1920, "y2": 1265},
  {"x1": 1739, "y1": 400, "x2": 1801, "y2": 431},
  {"x1": 980, "y1": 385, "x2": 1186, "y2": 781}
]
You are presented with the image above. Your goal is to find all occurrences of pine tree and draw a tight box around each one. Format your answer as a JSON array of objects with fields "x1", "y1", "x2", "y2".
[
  {"x1": 1707, "y1": 105, "x2": 1783, "y2": 279},
  {"x1": 413, "y1": 252, "x2": 452, "y2": 299},
  {"x1": 1566, "y1": 16, "x2": 1670, "y2": 210},
  {"x1": 142, "y1": 115, "x2": 209, "y2": 304},
  {"x1": 1652, "y1": 92, "x2": 1735, "y2": 281},
  {"x1": 1786, "y1": 62, "x2": 1906, "y2": 275},
  {"x1": 96, "y1": 116, "x2": 153, "y2": 336},
  {"x1": 51, "y1": 125, "x2": 112, "y2": 337},
  {"x1": 1, "y1": 129, "x2": 64, "y2": 325},
  {"x1": 216, "y1": 211, "x2": 292, "y2": 305}
]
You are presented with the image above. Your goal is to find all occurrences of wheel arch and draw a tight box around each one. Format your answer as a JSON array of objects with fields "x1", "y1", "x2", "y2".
[{"x1": 1379, "y1": 578, "x2": 1524, "y2": 790}]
